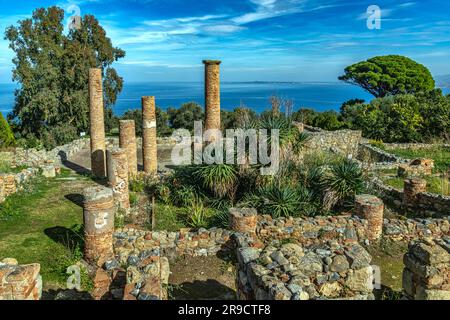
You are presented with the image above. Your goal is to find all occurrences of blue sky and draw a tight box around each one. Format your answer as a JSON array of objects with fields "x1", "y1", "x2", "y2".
[{"x1": 0, "y1": 0, "x2": 449, "y2": 83}]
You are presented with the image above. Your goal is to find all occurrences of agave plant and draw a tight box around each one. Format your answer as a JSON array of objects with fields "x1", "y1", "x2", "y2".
[
  {"x1": 187, "y1": 195, "x2": 209, "y2": 228},
  {"x1": 327, "y1": 159, "x2": 364, "y2": 205},
  {"x1": 195, "y1": 164, "x2": 238, "y2": 200}
]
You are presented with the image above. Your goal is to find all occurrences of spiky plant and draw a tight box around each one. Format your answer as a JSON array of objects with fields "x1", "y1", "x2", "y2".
[
  {"x1": 257, "y1": 183, "x2": 300, "y2": 218},
  {"x1": 195, "y1": 164, "x2": 238, "y2": 200},
  {"x1": 172, "y1": 185, "x2": 196, "y2": 207},
  {"x1": 187, "y1": 195, "x2": 209, "y2": 229},
  {"x1": 327, "y1": 160, "x2": 364, "y2": 205}
]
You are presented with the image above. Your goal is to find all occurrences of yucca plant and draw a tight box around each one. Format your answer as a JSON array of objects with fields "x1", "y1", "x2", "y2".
[
  {"x1": 187, "y1": 196, "x2": 209, "y2": 229},
  {"x1": 327, "y1": 160, "x2": 364, "y2": 206},
  {"x1": 195, "y1": 164, "x2": 238, "y2": 200}
]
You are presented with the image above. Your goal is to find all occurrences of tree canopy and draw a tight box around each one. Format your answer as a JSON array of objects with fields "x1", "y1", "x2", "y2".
[
  {"x1": 338, "y1": 55, "x2": 435, "y2": 98},
  {"x1": 5, "y1": 6, "x2": 125, "y2": 148}
]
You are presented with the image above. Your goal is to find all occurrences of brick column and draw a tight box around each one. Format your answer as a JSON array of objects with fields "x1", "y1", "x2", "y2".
[
  {"x1": 355, "y1": 195, "x2": 384, "y2": 241},
  {"x1": 403, "y1": 178, "x2": 427, "y2": 207},
  {"x1": 107, "y1": 148, "x2": 130, "y2": 211},
  {"x1": 119, "y1": 120, "x2": 138, "y2": 176},
  {"x1": 142, "y1": 96, "x2": 157, "y2": 175},
  {"x1": 83, "y1": 186, "x2": 115, "y2": 267},
  {"x1": 89, "y1": 68, "x2": 106, "y2": 178},
  {"x1": 229, "y1": 208, "x2": 257, "y2": 235},
  {"x1": 203, "y1": 60, "x2": 221, "y2": 132}
]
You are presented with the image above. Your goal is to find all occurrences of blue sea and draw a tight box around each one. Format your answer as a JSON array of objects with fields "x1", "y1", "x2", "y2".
[{"x1": 1, "y1": 82, "x2": 448, "y2": 117}]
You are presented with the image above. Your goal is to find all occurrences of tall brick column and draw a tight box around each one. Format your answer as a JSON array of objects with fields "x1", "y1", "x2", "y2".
[
  {"x1": 107, "y1": 148, "x2": 130, "y2": 211},
  {"x1": 203, "y1": 60, "x2": 221, "y2": 132},
  {"x1": 83, "y1": 186, "x2": 115, "y2": 267},
  {"x1": 142, "y1": 96, "x2": 157, "y2": 175},
  {"x1": 119, "y1": 120, "x2": 138, "y2": 176},
  {"x1": 89, "y1": 68, "x2": 106, "y2": 178},
  {"x1": 403, "y1": 178, "x2": 427, "y2": 207},
  {"x1": 355, "y1": 195, "x2": 384, "y2": 241}
]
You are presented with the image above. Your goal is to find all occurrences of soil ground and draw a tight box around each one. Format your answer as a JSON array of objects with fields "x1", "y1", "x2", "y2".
[{"x1": 168, "y1": 255, "x2": 237, "y2": 300}]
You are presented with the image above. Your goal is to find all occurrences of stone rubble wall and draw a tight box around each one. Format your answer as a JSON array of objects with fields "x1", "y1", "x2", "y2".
[
  {"x1": 0, "y1": 258, "x2": 42, "y2": 300},
  {"x1": 384, "y1": 143, "x2": 450, "y2": 151},
  {"x1": 0, "y1": 168, "x2": 40, "y2": 204},
  {"x1": 402, "y1": 240, "x2": 450, "y2": 300},
  {"x1": 12, "y1": 138, "x2": 90, "y2": 168},
  {"x1": 255, "y1": 215, "x2": 449, "y2": 245},
  {"x1": 235, "y1": 233, "x2": 375, "y2": 300},
  {"x1": 303, "y1": 127, "x2": 362, "y2": 158},
  {"x1": 123, "y1": 255, "x2": 170, "y2": 300},
  {"x1": 113, "y1": 227, "x2": 233, "y2": 265},
  {"x1": 357, "y1": 143, "x2": 408, "y2": 164},
  {"x1": 368, "y1": 178, "x2": 450, "y2": 217}
]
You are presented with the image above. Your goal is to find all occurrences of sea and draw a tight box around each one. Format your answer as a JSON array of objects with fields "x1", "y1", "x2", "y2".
[{"x1": 1, "y1": 82, "x2": 448, "y2": 117}]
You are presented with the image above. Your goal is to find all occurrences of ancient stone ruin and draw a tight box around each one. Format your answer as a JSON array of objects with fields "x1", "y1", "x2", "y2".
[
  {"x1": 203, "y1": 60, "x2": 221, "y2": 132},
  {"x1": 89, "y1": 68, "x2": 107, "y2": 178},
  {"x1": 142, "y1": 96, "x2": 158, "y2": 175},
  {"x1": 119, "y1": 120, "x2": 138, "y2": 177}
]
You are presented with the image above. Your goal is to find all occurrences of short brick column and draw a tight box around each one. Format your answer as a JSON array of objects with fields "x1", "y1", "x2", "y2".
[
  {"x1": 89, "y1": 68, "x2": 106, "y2": 178},
  {"x1": 403, "y1": 178, "x2": 427, "y2": 207},
  {"x1": 142, "y1": 96, "x2": 158, "y2": 175},
  {"x1": 83, "y1": 186, "x2": 115, "y2": 267},
  {"x1": 119, "y1": 120, "x2": 138, "y2": 176},
  {"x1": 107, "y1": 148, "x2": 130, "y2": 211},
  {"x1": 355, "y1": 195, "x2": 384, "y2": 241},
  {"x1": 229, "y1": 208, "x2": 257, "y2": 235},
  {"x1": 203, "y1": 60, "x2": 221, "y2": 132}
]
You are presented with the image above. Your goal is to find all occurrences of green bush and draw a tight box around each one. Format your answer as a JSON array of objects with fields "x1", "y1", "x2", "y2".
[
  {"x1": 327, "y1": 160, "x2": 364, "y2": 206},
  {"x1": 0, "y1": 113, "x2": 15, "y2": 148}
]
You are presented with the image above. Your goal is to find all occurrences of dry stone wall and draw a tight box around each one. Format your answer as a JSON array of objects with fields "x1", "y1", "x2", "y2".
[
  {"x1": 0, "y1": 168, "x2": 40, "y2": 204},
  {"x1": 303, "y1": 126, "x2": 362, "y2": 158}
]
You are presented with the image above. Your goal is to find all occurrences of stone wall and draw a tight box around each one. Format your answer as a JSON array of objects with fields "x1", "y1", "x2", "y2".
[
  {"x1": 402, "y1": 240, "x2": 450, "y2": 300},
  {"x1": 303, "y1": 127, "x2": 362, "y2": 158},
  {"x1": 357, "y1": 143, "x2": 407, "y2": 164},
  {"x1": 235, "y1": 234, "x2": 375, "y2": 300},
  {"x1": 12, "y1": 138, "x2": 90, "y2": 167},
  {"x1": 368, "y1": 177, "x2": 450, "y2": 217},
  {"x1": 0, "y1": 258, "x2": 42, "y2": 300}
]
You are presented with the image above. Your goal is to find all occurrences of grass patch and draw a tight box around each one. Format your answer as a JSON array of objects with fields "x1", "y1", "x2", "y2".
[
  {"x1": 383, "y1": 146, "x2": 450, "y2": 173},
  {"x1": 383, "y1": 175, "x2": 449, "y2": 196},
  {"x1": 0, "y1": 169, "x2": 96, "y2": 291}
]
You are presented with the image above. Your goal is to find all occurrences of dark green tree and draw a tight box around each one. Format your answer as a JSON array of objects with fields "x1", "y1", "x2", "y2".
[
  {"x1": 5, "y1": 6, "x2": 125, "y2": 148},
  {"x1": 167, "y1": 102, "x2": 204, "y2": 131},
  {"x1": 339, "y1": 55, "x2": 435, "y2": 98}
]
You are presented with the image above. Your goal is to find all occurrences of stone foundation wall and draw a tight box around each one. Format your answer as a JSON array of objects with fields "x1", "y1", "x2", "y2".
[
  {"x1": 402, "y1": 240, "x2": 450, "y2": 300},
  {"x1": 0, "y1": 258, "x2": 42, "y2": 300},
  {"x1": 113, "y1": 227, "x2": 233, "y2": 264},
  {"x1": 235, "y1": 234, "x2": 375, "y2": 300}
]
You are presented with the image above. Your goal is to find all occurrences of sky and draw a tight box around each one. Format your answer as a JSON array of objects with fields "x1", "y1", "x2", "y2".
[{"x1": 0, "y1": 0, "x2": 449, "y2": 83}]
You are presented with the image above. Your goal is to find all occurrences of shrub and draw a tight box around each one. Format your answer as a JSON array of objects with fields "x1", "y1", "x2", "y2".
[
  {"x1": 41, "y1": 124, "x2": 78, "y2": 150},
  {"x1": 0, "y1": 113, "x2": 15, "y2": 148},
  {"x1": 257, "y1": 183, "x2": 301, "y2": 218}
]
